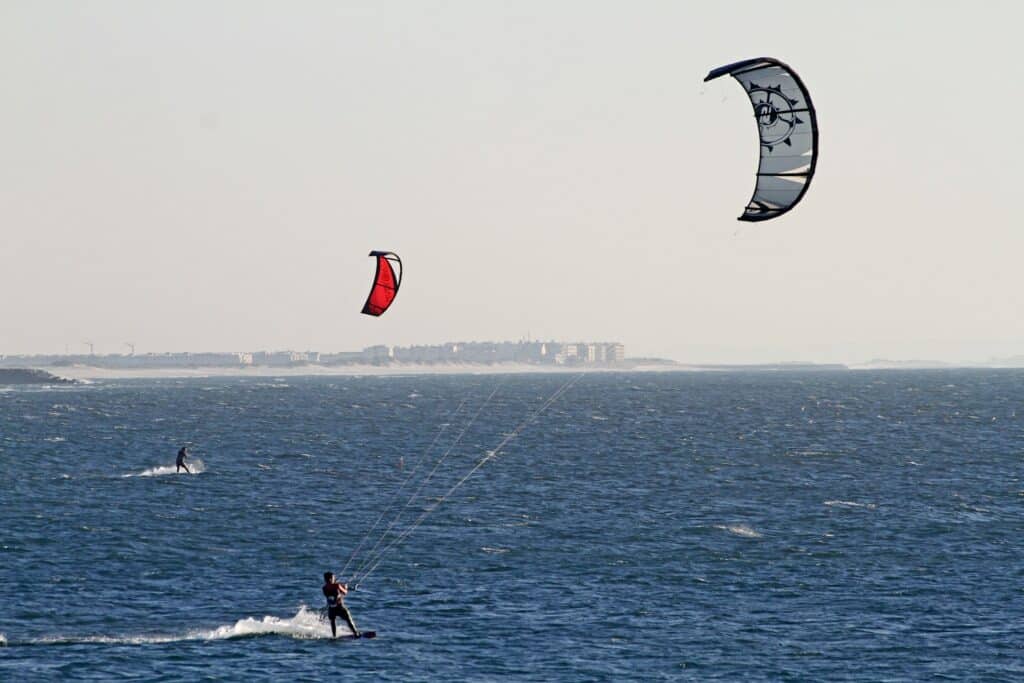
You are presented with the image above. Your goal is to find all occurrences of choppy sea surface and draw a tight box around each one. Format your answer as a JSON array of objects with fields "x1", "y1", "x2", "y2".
[{"x1": 1, "y1": 370, "x2": 1022, "y2": 681}]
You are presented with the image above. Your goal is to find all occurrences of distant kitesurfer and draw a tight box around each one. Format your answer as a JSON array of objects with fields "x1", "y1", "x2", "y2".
[
  {"x1": 176, "y1": 446, "x2": 190, "y2": 474},
  {"x1": 322, "y1": 572, "x2": 360, "y2": 638}
]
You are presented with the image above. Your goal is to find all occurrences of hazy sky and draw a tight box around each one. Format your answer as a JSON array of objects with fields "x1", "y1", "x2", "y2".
[{"x1": 3, "y1": 1, "x2": 1022, "y2": 363}]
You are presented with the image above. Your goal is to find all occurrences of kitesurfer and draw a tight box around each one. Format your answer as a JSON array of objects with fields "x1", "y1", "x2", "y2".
[
  {"x1": 176, "y1": 446, "x2": 190, "y2": 474},
  {"x1": 322, "y1": 572, "x2": 360, "y2": 638}
]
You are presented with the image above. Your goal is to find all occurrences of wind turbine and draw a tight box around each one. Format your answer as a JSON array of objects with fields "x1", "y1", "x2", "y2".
[{"x1": 125, "y1": 342, "x2": 135, "y2": 356}]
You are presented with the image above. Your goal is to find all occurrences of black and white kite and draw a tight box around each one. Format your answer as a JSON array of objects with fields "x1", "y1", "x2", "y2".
[{"x1": 705, "y1": 57, "x2": 818, "y2": 222}]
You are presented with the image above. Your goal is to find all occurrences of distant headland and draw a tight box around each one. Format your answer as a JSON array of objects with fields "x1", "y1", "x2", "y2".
[{"x1": 0, "y1": 368, "x2": 77, "y2": 385}]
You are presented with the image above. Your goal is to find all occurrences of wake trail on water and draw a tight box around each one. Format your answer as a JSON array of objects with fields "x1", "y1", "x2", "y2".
[
  {"x1": 713, "y1": 524, "x2": 763, "y2": 538},
  {"x1": 122, "y1": 458, "x2": 206, "y2": 478},
  {"x1": 13, "y1": 607, "x2": 336, "y2": 647},
  {"x1": 824, "y1": 500, "x2": 877, "y2": 509}
]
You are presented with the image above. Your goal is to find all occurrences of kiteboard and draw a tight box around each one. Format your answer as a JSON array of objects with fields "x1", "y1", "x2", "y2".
[{"x1": 333, "y1": 631, "x2": 376, "y2": 641}]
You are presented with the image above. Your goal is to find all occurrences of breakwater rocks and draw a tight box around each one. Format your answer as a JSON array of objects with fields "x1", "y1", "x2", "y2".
[{"x1": 0, "y1": 368, "x2": 76, "y2": 385}]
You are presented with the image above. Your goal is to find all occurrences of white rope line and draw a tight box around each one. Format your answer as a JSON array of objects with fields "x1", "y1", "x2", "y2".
[
  {"x1": 339, "y1": 399, "x2": 467, "y2": 578},
  {"x1": 349, "y1": 382, "x2": 504, "y2": 582},
  {"x1": 352, "y1": 374, "x2": 581, "y2": 587}
]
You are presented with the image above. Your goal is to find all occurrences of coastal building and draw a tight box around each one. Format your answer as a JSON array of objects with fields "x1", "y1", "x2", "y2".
[
  {"x1": 363, "y1": 345, "x2": 394, "y2": 364},
  {"x1": 252, "y1": 351, "x2": 311, "y2": 366},
  {"x1": 321, "y1": 351, "x2": 366, "y2": 365},
  {"x1": 112, "y1": 352, "x2": 254, "y2": 368}
]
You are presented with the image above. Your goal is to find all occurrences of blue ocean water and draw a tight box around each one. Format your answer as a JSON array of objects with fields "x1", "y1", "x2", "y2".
[{"x1": 1, "y1": 370, "x2": 1022, "y2": 681}]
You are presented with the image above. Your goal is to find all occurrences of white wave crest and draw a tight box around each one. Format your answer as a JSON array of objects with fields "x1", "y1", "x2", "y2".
[
  {"x1": 192, "y1": 606, "x2": 334, "y2": 641},
  {"x1": 713, "y1": 524, "x2": 762, "y2": 538},
  {"x1": 31, "y1": 607, "x2": 337, "y2": 646},
  {"x1": 123, "y1": 458, "x2": 206, "y2": 478},
  {"x1": 824, "y1": 500, "x2": 877, "y2": 509}
]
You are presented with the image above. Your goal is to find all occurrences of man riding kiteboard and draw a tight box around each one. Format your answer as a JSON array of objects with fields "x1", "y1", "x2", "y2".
[
  {"x1": 322, "y1": 572, "x2": 360, "y2": 638},
  {"x1": 176, "y1": 446, "x2": 190, "y2": 474}
]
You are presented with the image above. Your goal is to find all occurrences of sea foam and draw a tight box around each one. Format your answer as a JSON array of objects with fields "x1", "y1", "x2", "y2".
[
  {"x1": 29, "y1": 607, "x2": 338, "y2": 646},
  {"x1": 192, "y1": 606, "x2": 335, "y2": 641},
  {"x1": 123, "y1": 458, "x2": 206, "y2": 478},
  {"x1": 713, "y1": 524, "x2": 763, "y2": 538},
  {"x1": 824, "y1": 500, "x2": 877, "y2": 510}
]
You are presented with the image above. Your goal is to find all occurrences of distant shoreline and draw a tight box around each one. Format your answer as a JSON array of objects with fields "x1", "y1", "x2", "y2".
[
  {"x1": 9, "y1": 362, "x2": 1024, "y2": 382},
  {"x1": 38, "y1": 361, "x2": 856, "y2": 381},
  {"x1": 45, "y1": 362, "x2": 666, "y2": 381}
]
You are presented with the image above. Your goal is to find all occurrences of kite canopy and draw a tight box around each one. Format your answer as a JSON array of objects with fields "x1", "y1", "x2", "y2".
[
  {"x1": 705, "y1": 57, "x2": 818, "y2": 222},
  {"x1": 361, "y1": 251, "x2": 402, "y2": 317}
]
